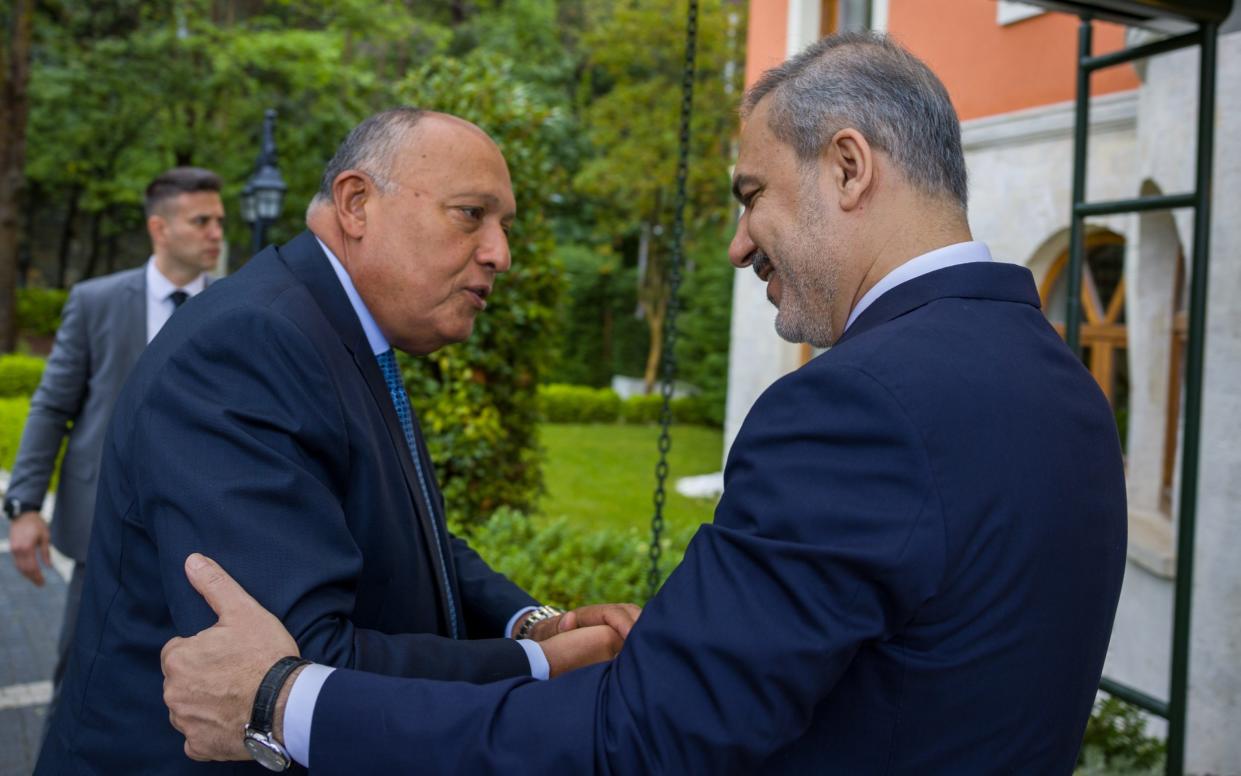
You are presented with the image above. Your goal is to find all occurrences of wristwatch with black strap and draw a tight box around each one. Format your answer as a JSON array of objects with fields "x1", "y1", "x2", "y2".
[
  {"x1": 4, "y1": 497, "x2": 42, "y2": 521},
  {"x1": 244, "y1": 656, "x2": 311, "y2": 772}
]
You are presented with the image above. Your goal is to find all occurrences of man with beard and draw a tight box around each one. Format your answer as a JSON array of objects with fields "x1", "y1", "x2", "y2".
[{"x1": 161, "y1": 33, "x2": 1127, "y2": 773}]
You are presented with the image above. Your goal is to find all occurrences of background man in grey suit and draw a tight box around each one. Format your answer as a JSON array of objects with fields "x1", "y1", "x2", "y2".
[{"x1": 4, "y1": 165, "x2": 224, "y2": 716}]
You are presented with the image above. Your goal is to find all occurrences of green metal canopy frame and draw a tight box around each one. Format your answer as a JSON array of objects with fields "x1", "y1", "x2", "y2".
[{"x1": 1026, "y1": 2, "x2": 1232, "y2": 774}]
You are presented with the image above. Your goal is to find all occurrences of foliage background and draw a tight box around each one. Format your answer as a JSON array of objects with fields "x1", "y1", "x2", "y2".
[{"x1": 7, "y1": 0, "x2": 745, "y2": 521}]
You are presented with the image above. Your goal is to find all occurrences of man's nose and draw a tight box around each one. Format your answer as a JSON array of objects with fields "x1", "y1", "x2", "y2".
[
  {"x1": 729, "y1": 213, "x2": 755, "y2": 268},
  {"x1": 479, "y1": 223, "x2": 512, "y2": 273}
]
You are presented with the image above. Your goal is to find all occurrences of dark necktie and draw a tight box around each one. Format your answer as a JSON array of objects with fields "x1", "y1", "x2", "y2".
[
  {"x1": 169, "y1": 290, "x2": 189, "y2": 309},
  {"x1": 375, "y1": 348, "x2": 460, "y2": 638}
]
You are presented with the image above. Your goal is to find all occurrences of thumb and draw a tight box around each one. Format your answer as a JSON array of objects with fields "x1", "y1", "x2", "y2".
[{"x1": 184, "y1": 553, "x2": 258, "y2": 621}]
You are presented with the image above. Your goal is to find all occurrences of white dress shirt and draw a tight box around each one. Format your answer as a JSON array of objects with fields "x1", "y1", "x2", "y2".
[
  {"x1": 280, "y1": 238, "x2": 546, "y2": 769},
  {"x1": 145, "y1": 258, "x2": 208, "y2": 343}
]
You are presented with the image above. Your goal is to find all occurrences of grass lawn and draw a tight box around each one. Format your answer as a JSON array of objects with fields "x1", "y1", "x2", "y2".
[{"x1": 536, "y1": 423, "x2": 723, "y2": 534}]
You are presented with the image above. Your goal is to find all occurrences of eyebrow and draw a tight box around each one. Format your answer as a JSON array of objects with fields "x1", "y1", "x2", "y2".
[{"x1": 731, "y1": 174, "x2": 760, "y2": 204}]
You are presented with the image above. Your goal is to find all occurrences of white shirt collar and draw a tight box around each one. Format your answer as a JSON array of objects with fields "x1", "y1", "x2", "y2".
[
  {"x1": 844, "y1": 241, "x2": 992, "y2": 332},
  {"x1": 145, "y1": 256, "x2": 207, "y2": 303},
  {"x1": 314, "y1": 236, "x2": 390, "y2": 356}
]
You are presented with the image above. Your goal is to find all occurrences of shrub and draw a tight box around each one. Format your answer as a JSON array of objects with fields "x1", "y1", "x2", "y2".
[
  {"x1": 16, "y1": 288, "x2": 69, "y2": 336},
  {"x1": 538, "y1": 384, "x2": 621, "y2": 423},
  {"x1": 395, "y1": 53, "x2": 567, "y2": 529},
  {"x1": 620, "y1": 394, "x2": 663, "y2": 425},
  {"x1": 0, "y1": 355, "x2": 46, "y2": 398},
  {"x1": 1076, "y1": 696, "x2": 1165, "y2": 774},
  {"x1": 0, "y1": 397, "x2": 32, "y2": 472},
  {"x1": 671, "y1": 395, "x2": 715, "y2": 427},
  {"x1": 460, "y1": 508, "x2": 697, "y2": 608}
]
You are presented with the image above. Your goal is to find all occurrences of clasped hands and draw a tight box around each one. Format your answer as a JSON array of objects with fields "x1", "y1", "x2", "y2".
[{"x1": 161, "y1": 553, "x2": 640, "y2": 762}]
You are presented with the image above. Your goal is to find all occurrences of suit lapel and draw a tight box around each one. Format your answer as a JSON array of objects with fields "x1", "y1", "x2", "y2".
[
  {"x1": 122, "y1": 267, "x2": 148, "y2": 367},
  {"x1": 276, "y1": 232, "x2": 458, "y2": 634}
]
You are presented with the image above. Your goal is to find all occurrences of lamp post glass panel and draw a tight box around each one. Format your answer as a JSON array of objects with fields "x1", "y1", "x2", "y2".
[{"x1": 242, "y1": 109, "x2": 287, "y2": 256}]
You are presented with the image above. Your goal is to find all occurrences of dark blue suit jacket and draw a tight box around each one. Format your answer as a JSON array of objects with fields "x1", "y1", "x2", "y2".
[
  {"x1": 307, "y1": 261, "x2": 1128, "y2": 774},
  {"x1": 37, "y1": 232, "x2": 538, "y2": 774}
]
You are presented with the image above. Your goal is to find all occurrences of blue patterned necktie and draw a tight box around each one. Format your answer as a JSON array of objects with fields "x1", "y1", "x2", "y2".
[{"x1": 375, "y1": 348, "x2": 459, "y2": 639}]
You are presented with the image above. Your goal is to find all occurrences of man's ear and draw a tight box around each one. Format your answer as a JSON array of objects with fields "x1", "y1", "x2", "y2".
[
  {"x1": 826, "y1": 128, "x2": 874, "y2": 212},
  {"x1": 146, "y1": 214, "x2": 167, "y2": 246},
  {"x1": 332, "y1": 171, "x2": 374, "y2": 240}
]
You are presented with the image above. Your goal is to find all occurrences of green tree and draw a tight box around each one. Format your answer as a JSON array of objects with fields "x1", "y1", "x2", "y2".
[
  {"x1": 22, "y1": 0, "x2": 446, "y2": 283},
  {"x1": 1, "y1": 0, "x2": 35, "y2": 351},
  {"x1": 575, "y1": 0, "x2": 744, "y2": 392}
]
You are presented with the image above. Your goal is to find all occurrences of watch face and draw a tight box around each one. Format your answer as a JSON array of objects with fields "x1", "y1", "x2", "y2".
[{"x1": 244, "y1": 734, "x2": 290, "y2": 772}]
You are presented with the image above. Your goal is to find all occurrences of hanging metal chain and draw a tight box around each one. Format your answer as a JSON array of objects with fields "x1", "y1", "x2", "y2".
[{"x1": 649, "y1": 0, "x2": 699, "y2": 602}]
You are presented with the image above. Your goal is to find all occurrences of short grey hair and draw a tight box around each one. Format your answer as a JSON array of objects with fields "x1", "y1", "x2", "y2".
[
  {"x1": 312, "y1": 107, "x2": 427, "y2": 206},
  {"x1": 742, "y1": 32, "x2": 968, "y2": 210}
]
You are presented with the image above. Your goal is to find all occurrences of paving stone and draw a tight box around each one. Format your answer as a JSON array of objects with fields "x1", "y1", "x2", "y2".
[{"x1": 0, "y1": 537, "x2": 67, "y2": 775}]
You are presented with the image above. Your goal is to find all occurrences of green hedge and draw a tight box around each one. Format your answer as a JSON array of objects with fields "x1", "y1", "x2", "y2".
[
  {"x1": 539, "y1": 384, "x2": 718, "y2": 427},
  {"x1": 539, "y1": 384, "x2": 622, "y2": 423},
  {"x1": 617, "y1": 394, "x2": 658, "y2": 424},
  {"x1": 16, "y1": 288, "x2": 69, "y2": 336},
  {"x1": 460, "y1": 508, "x2": 696, "y2": 608},
  {"x1": 0, "y1": 398, "x2": 31, "y2": 472},
  {"x1": 0, "y1": 355, "x2": 46, "y2": 398}
]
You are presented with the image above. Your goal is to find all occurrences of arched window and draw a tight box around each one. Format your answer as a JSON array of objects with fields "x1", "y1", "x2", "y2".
[{"x1": 1039, "y1": 232, "x2": 1130, "y2": 441}]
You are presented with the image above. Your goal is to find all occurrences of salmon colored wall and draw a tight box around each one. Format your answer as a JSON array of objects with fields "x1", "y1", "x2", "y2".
[
  {"x1": 746, "y1": 0, "x2": 791, "y2": 87},
  {"x1": 745, "y1": 0, "x2": 1141, "y2": 120},
  {"x1": 887, "y1": 1, "x2": 1140, "y2": 121}
]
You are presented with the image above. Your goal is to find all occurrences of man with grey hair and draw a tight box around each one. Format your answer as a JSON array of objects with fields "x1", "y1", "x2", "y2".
[
  {"x1": 36, "y1": 108, "x2": 639, "y2": 775},
  {"x1": 161, "y1": 34, "x2": 1126, "y2": 773}
]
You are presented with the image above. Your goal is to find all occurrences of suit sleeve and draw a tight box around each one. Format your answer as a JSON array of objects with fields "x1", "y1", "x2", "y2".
[
  {"x1": 136, "y1": 309, "x2": 526, "y2": 683},
  {"x1": 307, "y1": 363, "x2": 948, "y2": 774},
  {"x1": 7, "y1": 285, "x2": 90, "y2": 505},
  {"x1": 450, "y1": 534, "x2": 539, "y2": 637}
]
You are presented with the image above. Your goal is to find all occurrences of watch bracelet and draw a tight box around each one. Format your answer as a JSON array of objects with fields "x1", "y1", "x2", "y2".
[{"x1": 516, "y1": 605, "x2": 565, "y2": 640}]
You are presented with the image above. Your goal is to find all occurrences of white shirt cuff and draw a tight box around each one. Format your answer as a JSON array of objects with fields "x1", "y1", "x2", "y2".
[
  {"x1": 282, "y1": 662, "x2": 336, "y2": 768},
  {"x1": 505, "y1": 606, "x2": 538, "y2": 639},
  {"x1": 516, "y1": 638, "x2": 550, "y2": 681}
]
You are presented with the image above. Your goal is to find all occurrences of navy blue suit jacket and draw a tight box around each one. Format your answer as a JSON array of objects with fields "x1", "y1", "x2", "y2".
[
  {"x1": 307, "y1": 261, "x2": 1127, "y2": 773},
  {"x1": 37, "y1": 232, "x2": 538, "y2": 774}
]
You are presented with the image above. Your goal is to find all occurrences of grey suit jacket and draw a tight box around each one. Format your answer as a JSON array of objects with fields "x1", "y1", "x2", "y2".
[{"x1": 8, "y1": 267, "x2": 147, "y2": 560}]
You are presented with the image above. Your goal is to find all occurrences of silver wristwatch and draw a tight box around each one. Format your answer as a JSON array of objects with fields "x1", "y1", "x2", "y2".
[{"x1": 516, "y1": 605, "x2": 565, "y2": 639}]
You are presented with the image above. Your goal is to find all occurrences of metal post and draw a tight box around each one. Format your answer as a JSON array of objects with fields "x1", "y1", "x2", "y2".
[
  {"x1": 1066, "y1": 16, "x2": 1093, "y2": 354},
  {"x1": 250, "y1": 218, "x2": 266, "y2": 256},
  {"x1": 1165, "y1": 22, "x2": 1217, "y2": 776}
]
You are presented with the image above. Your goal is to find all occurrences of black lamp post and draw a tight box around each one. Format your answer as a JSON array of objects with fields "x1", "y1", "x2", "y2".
[{"x1": 240, "y1": 109, "x2": 287, "y2": 256}]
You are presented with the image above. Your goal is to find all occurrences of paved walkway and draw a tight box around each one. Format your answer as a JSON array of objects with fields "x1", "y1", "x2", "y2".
[{"x1": 0, "y1": 477, "x2": 66, "y2": 776}]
